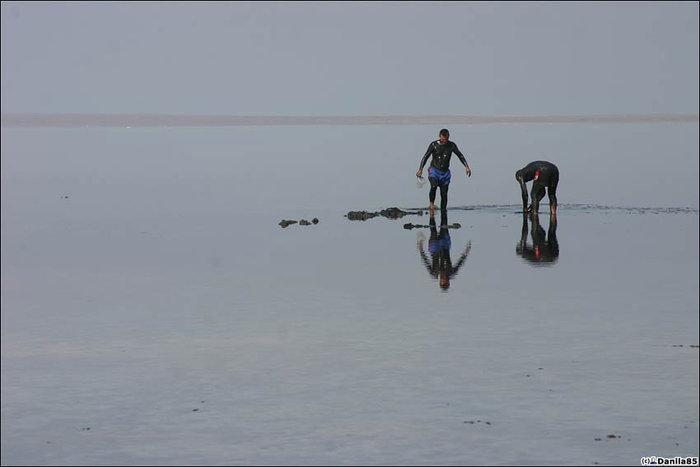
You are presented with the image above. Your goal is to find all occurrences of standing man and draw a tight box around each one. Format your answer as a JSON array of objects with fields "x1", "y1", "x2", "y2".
[
  {"x1": 515, "y1": 161, "x2": 559, "y2": 215},
  {"x1": 416, "y1": 129, "x2": 471, "y2": 214}
]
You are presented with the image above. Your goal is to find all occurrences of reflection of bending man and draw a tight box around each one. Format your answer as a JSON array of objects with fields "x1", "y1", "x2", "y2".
[
  {"x1": 516, "y1": 212, "x2": 559, "y2": 265},
  {"x1": 417, "y1": 211, "x2": 471, "y2": 291}
]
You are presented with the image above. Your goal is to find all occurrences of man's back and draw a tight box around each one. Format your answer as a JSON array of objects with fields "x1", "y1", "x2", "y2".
[{"x1": 518, "y1": 161, "x2": 558, "y2": 183}]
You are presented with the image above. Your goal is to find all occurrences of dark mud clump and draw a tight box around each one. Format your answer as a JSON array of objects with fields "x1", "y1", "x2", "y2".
[
  {"x1": 379, "y1": 207, "x2": 423, "y2": 219},
  {"x1": 279, "y1": 220, "x2": 298, "y2": 228},
  {"x1": 279, "y1": 218, "x2": 319, "y2": 228},
  {"x1": 403, "y1": 222, "x2": 461, "y2": 230},
  {"x1": 346, "y1": 211, "x2": 379, "y2": 221},
  {"x1": 594, "y1": 434, "x2": 621, "y2": 441},
  {"x1": 346, "y1": 207, "x2": 424, "y2": 221}
]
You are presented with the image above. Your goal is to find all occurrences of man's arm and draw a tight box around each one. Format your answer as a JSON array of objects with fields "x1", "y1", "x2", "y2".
[
  {"x1": 417, "y1": 241, "x2": 434, "y2": 275},
  {"x1": 416, "y1": 143, "x2": 434, "y2": 177},
  {"x1": 451, "y1": 241, "x2": 472, "y2": 276},
  {"x1": 518, "y1": 175, "x2": 529, "y2": 213},
  {"x1": 452, "y1": 143, "x2": 471, "y2": 177}
]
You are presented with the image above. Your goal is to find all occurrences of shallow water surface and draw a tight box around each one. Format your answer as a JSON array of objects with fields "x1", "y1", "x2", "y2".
[
  {"x1": 2, "y1": 202, "x2": 698, "y2": 466},
  {"x1": 1, "y1": 125, "x2": 698, "y2": 465}
]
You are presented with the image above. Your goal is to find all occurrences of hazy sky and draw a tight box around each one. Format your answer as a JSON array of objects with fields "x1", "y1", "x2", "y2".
[{"x1": 1, "y1": 1, "x2": 698, "y2": 116}]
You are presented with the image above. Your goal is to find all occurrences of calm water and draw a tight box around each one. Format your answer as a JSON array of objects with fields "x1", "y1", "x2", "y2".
[{"x1": 1, "y1": 124, "x2": 698, "y2": 465}]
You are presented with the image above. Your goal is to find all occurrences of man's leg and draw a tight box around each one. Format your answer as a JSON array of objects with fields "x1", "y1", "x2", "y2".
[
  {"x1": 547, "y1": 187, "x2": 557, "y2": 215},
  {"x1": 428, "y1": 209, "x2": 438, "y2": 239},
  {"x1": 428, "y1": 179, "x2": 438, "y2": 214},
  {"x1": 439, "y1": 184, "x2": 449, "y2": 211},
  {"x1": 440, "y1": 206, "x2": 449, "y2": 228},
  {"x1": 548, "y1": 172, "x2": 559, "y2": 215},
  {"x1": 531, "y1": 183, "x2": 545, "y2": 214}
]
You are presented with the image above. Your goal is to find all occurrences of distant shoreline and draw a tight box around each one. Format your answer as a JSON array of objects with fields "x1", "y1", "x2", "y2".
[{"x1": 2, "y1": 113, "x2": 698, "y2": 127}]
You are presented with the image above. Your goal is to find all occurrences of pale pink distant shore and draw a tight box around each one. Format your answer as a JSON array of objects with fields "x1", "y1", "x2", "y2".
[{"x1": 1, "y1": 112, "x2": 698, "y2": 127}]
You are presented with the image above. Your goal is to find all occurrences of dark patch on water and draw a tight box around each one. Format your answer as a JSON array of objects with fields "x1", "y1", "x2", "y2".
[
  {"x1": 403, "y1": 222, "x2": 461, "y2": 230},
  {"x1": 405, "y1": 204, "x2": 699, "y2": 215},
  {"x1": 279, "y1": 218, "x2": 319, "y2": 228},
  {"x1": 346, "y1": 207, "x2": 424, "y2": 221}
]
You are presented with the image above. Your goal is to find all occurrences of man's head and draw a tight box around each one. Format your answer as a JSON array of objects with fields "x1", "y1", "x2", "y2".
[
  {"x1": 439, "y1": 274, "x2": 450, "y2": 290},
  {"x1": 439, "y1": 128, "x2": 449, "y2": 144}
]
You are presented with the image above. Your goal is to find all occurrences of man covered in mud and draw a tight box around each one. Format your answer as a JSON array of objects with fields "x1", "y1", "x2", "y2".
[
  {"x1": 417, "y1": 210, "x2": 471, "y2": 291},
  {"x1": 416, "y1": 129, "x2": 471, "y2": 214},
  {"x1": 515, "y1": 161, "x2": 559, "y2": 215}
]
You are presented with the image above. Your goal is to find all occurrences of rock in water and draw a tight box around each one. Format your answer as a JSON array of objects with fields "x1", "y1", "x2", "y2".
[
  {"x1": 379, "y1": 207, "x2": 423, "y2": 219},
  {"x1": 346, "y1": 211, "x2": 379, "y2": 221},
  {"x1": 347, "y1": 207, "x2": 423, "y2": 221},
  {"x1": 279, "y1": 218, "x2": 319, "y2": 228}
]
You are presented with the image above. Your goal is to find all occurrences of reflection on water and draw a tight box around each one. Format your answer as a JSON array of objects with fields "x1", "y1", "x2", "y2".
[
  {"x1": 516, "y1": 212, "x2": 559, "y2": 266},
  {"x1": 416, "y1": 210, "x2": 472, "y2": 291}
]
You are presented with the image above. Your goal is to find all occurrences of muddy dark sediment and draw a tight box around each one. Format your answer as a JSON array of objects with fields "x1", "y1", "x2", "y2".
[
  {"x1": 280, "y1": 207, "x2": 422, "y2": 227},
  {"x1": 346, "y1": 207, "x2": 424, "y2": 221},
  {"x1": 403, "y1": 222, "x2": 461, "y2": 230},
  {"x1": 279, "y1": 218, "x2": 319, "y2": 228}
]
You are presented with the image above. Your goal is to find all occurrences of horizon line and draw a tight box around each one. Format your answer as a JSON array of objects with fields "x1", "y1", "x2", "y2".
[{"x1": 2, "y1": 112, "x2": 698, "y2": 127}]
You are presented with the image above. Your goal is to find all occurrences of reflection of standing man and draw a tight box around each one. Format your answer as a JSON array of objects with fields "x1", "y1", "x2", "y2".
[
  {"x1": 417, "y1": 210, "x2": 471, "y2": 291},
  {"x1": 516, "y1": 212, "x2": 559, "y2": 265}
]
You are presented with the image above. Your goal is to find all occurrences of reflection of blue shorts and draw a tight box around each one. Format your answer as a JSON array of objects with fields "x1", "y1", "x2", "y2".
[
  {"x1": 429, "y1": 232, "x2": 451, "y2": 254},
  {"x1": 428, "y1": 167, "x2": 451, "y2": 186}
]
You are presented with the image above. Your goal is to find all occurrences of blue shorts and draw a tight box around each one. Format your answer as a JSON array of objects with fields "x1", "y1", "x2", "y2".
[
  {"x1": 429, "y1": 232, "x2": 452, "y2": 254},
  {"x1": 428, "y1": 167, "x2": 451, "y2": 186}
]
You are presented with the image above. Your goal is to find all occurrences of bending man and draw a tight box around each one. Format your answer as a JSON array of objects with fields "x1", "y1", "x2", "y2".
[{"x1": 515, "y1": 161, "x2": 559, "y2": 215}]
